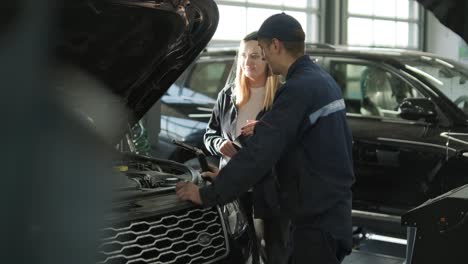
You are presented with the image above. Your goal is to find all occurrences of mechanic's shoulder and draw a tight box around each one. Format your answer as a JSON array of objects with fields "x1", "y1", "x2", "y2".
[{"x1": 282, "y1": 77, "x2": 313, "y2": 96}]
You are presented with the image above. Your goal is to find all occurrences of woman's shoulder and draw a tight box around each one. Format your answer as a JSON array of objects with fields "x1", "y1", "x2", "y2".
[
  {"x1": 216, "y1": 83, "x2": 235, "y2": 99},
  {"x1": 221, "y1": 83, "x2": 235, "y2": 94}
]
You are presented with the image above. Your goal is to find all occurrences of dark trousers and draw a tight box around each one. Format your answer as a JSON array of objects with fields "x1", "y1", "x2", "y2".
[
  {"x1": 239, "y1": 193, "x2": 260, "y2": 264},
  {"x1": 291, "y1": 224, "x2": 348, "y2": 264},
  {"x1": 263, "y1": 215, "x2": 291, "y2": 264},
  {"x1": 240, "y1": 193, "x2": 292, "y2": 264}
]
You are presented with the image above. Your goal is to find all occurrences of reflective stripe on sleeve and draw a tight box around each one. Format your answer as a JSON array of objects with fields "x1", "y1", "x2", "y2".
[{"x1": 308, "y1": 99, "x2": 345, "y2": 125}]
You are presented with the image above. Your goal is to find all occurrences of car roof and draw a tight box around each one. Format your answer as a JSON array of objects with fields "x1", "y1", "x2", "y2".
[
  {"x1": 305, "y1": 43, "x2": 446, "y2": 65},
  {"x1": 201, "y1": 42, "x2": 448, "y2": 66},
  {"x1": 201, "y1": 44, "x2": 238, "y2": 56}
]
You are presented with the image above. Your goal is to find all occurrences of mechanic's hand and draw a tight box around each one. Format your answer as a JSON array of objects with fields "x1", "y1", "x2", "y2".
[
  {"x1": 201, "y1": 164, "x2": 219, "y2": 180},
  {"x1": 219, "y1": 140, "x2": 238, "y2": 158},
  {"x1": 176, "y1": 182, "x2": 202, "y2": 205},
  {"x1": 241, "y1": 120, "x2": 258, "y2": 136}
]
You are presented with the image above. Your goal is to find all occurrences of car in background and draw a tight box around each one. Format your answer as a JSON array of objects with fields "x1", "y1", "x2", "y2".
[
  {"x1": 317, "y1": 45, "x2": 468, "y2": 236},
  {"x1": 156, "y1": 43, "x2": 468, "y2": 236},
  {"x1": 53, "y1": 0, "x2": 255, "y2": 263},
  {"x1": 150, "y1": 48, "x2": 236, "y2": 166}
]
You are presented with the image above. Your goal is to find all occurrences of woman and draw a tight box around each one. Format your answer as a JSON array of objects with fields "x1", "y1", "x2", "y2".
[{"x1": 203, "y1": 31, "x2": 290, "y2": 264}]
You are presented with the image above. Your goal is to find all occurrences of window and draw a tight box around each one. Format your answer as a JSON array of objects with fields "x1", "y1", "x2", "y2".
[
  {"x1": 213, "y1": 0, "x2": 321, "y2": 42},
  {"x1": 160, "y1": 59, "x2": 233, "y2": 120},
  {"x1": 187, "y1": 60, "x2": 232, "y2": 99},
  {"x1": 330, "y1": 61, "x2": 422, "y2": 118},
  {"x1": 402, "y1": 57, "x2": 468, "y2": 115},
  {"x1": 245, "y1": 8, "x2": 307, "y2": 36},
  {"x1": 212, "y1": 5, "x2": 247, "y2": 41},
  {"x1": 346, "y1": 0, "x2": 421, "y2": 49}
]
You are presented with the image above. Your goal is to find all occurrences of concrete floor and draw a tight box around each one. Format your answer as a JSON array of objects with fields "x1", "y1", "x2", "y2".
[
  {"x1": 343, "y1": 236, "x2": 406, "y2": 264},
  {"x1": 343, "y1": 250, "x2": 405, "y2": 264}
]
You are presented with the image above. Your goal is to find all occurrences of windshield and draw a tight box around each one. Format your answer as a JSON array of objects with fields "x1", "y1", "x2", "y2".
[{"x1": 403, "y1": 56, "x2": 468, "y2": 116}]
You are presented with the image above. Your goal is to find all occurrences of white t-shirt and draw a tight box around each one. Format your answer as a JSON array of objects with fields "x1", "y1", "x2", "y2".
[{"x1": 235, "y1": 86, "x2": 266, "y2": 137}]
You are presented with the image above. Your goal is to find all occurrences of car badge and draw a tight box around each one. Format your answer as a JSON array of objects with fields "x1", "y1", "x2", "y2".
[{"x1": 197, "y1": 233, "x2": 212, "y2": 246}]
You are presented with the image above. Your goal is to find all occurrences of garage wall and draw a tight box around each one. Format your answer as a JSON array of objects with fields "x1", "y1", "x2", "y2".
[{"x1": 426, "y1": 12, "x2": 468, "y2": 63}]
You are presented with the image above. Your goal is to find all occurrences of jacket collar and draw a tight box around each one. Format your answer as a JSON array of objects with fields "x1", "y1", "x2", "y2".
[
  {"x1": 227, "y1": 84, "x2": 236, "y2": 101},
  {"x1": 285, "y1": 55, "x2": 311, "y2": 80}
]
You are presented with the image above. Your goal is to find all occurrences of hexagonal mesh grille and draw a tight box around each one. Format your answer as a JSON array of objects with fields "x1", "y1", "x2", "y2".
[{"x1": 97, "y1": 207, "x2": 228, "y2": 264}]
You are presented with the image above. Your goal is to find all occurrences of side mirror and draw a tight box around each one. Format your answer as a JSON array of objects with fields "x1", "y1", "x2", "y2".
[{"x1": 398, "y1": 98, "x2": 437, "y2": 122}]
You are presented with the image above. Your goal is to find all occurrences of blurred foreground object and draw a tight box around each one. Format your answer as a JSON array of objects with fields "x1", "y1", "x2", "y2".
[{"x1": 0, "y1": 1, "x2": 112, "y2": 263}]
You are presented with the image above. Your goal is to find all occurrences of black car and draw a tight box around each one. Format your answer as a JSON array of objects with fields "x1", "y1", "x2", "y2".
[
  {"x1": 154, "y1": 48, "x2": 236, "y2": 166},
  {"x1": 52, "y1": 1, "x2": 254, "y2": 263},
  {"x1": 316, "y1": 46, "x2": 468, "y2": 235},
  {"x1": 157, "y1": 44, "x2": 468, "y2": 235}
]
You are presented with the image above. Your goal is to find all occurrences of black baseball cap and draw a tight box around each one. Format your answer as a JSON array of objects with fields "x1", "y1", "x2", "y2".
[{"x1": 257, "y1": 13, "x2": 305, "y2": 42}]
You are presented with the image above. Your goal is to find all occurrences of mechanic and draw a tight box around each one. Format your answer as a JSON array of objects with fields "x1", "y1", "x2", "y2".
[{"x1": 177, "y1": 13, "x2": 354, "y2": 264}]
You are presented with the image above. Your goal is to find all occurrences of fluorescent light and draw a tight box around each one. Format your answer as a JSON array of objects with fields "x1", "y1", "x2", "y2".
[
  {"x1": 366, "y1": 233, "x2": 407, "y2": 245},
  {"x1": 435, "y1": 58, "x2": 454, "y2": 68},
  {"x1": 420, "y1": 56, "x2": 431, "y2": 61},
  {"x1": 405, "y1": 65, "x2": 444, "y2": 86}
]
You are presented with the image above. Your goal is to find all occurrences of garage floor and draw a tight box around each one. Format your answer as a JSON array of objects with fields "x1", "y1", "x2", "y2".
[
  {"x1": 343, "y1": 251, "x2": 405, "y2": 264},
  {"x1": 343, "y1": 235, "x2": 406, "y2": 264}
]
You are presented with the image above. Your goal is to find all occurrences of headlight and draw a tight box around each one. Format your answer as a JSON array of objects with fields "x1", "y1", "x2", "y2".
[{"x1": 221, "y1": 201, "x2": 247, "y2": 238}]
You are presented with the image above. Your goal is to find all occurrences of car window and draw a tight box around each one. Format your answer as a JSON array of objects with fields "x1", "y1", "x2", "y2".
[
  {"x1": 187, "y1": 60, "x2": 232, "y2": 99},
  {"x1": 330, "y1": 62, "x2": 422, "y2": 118},
  {"x1": 402, "y1": 58, "x2": 468, "y2": 115}
]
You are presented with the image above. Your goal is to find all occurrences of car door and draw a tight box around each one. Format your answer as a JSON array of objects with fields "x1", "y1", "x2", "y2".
[
  {"x1": 326, "y1": 58, "x2": 446, "y2": 214},
  {"x1": 160, "y1": 56, "x2": 234, "y2": 136}
]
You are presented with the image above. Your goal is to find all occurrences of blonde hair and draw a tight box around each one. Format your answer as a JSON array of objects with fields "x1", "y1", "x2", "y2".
[{"x1": 234, "y1": 42, "x2": 281, "y2": 111}]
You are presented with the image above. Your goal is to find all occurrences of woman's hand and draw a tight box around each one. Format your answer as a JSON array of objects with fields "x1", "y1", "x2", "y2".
[
  {"x1": 200, "y1": 164, "x2": 219, "y2": 181},
  {"x1": 219, "y1": 140, "x2": 238, "y2": 158},
  {"x1": 240, "y1": 120, "x2": 258, "y2": 136}
]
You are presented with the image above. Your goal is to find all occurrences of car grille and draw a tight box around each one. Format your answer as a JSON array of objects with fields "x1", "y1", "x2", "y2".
[{"x1": 97, "y1": 207, "x2": 229, "y2": 264}]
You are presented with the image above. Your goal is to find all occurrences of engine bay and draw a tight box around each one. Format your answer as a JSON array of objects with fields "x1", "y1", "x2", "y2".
[{"x1": 113, "y1": 153, "x2": 198, "y2": 194}]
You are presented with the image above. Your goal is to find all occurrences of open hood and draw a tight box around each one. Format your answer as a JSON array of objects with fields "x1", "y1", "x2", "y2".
[
  {"x1": 417, "y1": 0, "x2": 468, "y2": 43},
  {"x1": 53, "y1": 0, "x2": 219, "y2": 144}
]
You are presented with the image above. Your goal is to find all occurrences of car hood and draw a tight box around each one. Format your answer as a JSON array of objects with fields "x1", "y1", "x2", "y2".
[{"x1": 53, "y1": 0, "x2": 218, "y2": 144}]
